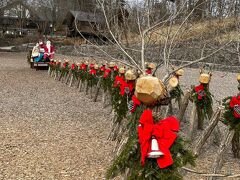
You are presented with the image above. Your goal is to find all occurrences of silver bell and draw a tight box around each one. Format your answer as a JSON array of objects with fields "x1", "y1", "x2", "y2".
[{"x1": 147, "y1": 136, "x2": 164, "y2": 158}]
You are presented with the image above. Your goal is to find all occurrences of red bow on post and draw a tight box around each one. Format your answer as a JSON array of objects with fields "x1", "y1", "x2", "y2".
[
  {"x1": 113, "y1": 75, "x2": 124, "y2": 88},
  {"x1": 131, "y1": 95, "x2": 141, "y2": 113},
  {"x1": 138, "y1": 110, "x2": 179, "y2": 169},
  {"x1": 71, "y1": 63, "x2": 76, "y2": 70},
  {"x1": 230, "y1": 95, "x2": 240, "y2": 118},
  {"x1": 146, "y1": 69, "x2": 152, "y2": 75},
  {"x1": 195, "y1": 84, "x2": 206, "y2": 100},
  {"x1": 80, "y1": 63, "x2": 87, "y2": 70},
  {"x1": 100, "y1": 65, "x2": 106, "y2": 72},
  {"x1": 89, "y1": 69, "x2": 97, "y2": 75},
  {"x1": 103, "y1": 68, "x2": 111, "y2": 78}
]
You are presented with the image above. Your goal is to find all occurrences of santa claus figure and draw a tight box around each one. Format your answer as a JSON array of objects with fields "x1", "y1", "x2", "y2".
[{"x1": 44, "y1": 40, "x2": 55, "y2": 61}]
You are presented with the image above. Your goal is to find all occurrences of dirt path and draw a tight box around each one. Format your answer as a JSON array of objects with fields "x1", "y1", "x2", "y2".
[{"x1": 0, "y1": 52, "x2": 114, "y2": 179}]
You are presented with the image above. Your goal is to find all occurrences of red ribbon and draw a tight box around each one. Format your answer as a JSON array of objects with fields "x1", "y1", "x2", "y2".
[
  {"x1": 100, "y1": 65, "x2": 106, "y2": 72},
  {"x1": 113, "y1": 65, "x2": 119, "y2": 71},
  {"x1": 89, "y1": 69, "x2": 97, "y2": 75},
  {"x1": 113, "y1": 75, "x2": 124, "y2": 88},
  {"x1": 90, "y1": 63, "x2": 95, "y2": 69},
  {"x1": 138, "y1": 109, "x2": 179, "y2": 169},
  {"x1": 230, "y1": 95, "x2": 240, "y2": 118},
  {"x1": 131, "y1": 95, "x2": 141, "y2": 113},
  {"x1": 80, "y1": 63, "x2": 87, "y2": 70},
  {"x1": 195, "y1": 84, "x2": 206, "y2": 100},
  {"x1": 103, "y1": 68, "x2": 111, "y2": 78},
  {"x1": 63, "y1": 62, "x2": 68, "y2": 68},
  {"x1": 71, "y1": 63, "x2": 76, "y2": 70},
  {"x1": 146, "y1": 69, "x2": 152, "y2": 75}
]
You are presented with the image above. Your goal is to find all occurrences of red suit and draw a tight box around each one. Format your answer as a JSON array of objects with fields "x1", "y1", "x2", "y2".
[{"x1": 44, "y1": 45, "x2": 55, "y2": 60}]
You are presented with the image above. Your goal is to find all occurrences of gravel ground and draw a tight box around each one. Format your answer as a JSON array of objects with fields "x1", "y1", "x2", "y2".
[
  {"x1": 0, "y1": 52, "x2": 114, "y2": 180},
  {"x1": 0, "y1": 52, "x2": 239, "y2": 180}
]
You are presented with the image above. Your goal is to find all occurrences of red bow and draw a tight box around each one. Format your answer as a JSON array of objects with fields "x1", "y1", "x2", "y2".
[
  {"x1": 103, "y1": 68, "x2": 111, "y2": 78},
  {"x1": 131, "y1": 95, "x2": 141, "y2": 113},
  {"x1": 230, "y1": 95, "x2": 240, "y2": 118},
  {"x1": 63, "y1": 62, "x2": 68, "y2": 68},
  {"x1": 71, "y1": 63, "x2": 76, "y2": 70},
  {"x1": 146, "y1": 69, "x2": 152, "y2": 75},
  {"x1": 113, "y1": 75, "x2": 125, "y2": 88},
  {"x1": 89, "y1": 69, "x2": 97, "y2": 75},
  {"x1": 80, "y1": 63, "x2": 87, "y2": 70},
  {"x1": 113, "y1": 65, "x2": 119, "y2": 71},
  {"x1": 195, "y1": 84, "x2": 206, "y2": 100},
  {"x1": 90, "y1": 63, "x2": 95, "y2": 69},
  {"x1": 100, "y1": 65, "x2": 106, "y2": 72},
  {"x1": 138, "y1": 110, "x2": 179, "y2": 169}
]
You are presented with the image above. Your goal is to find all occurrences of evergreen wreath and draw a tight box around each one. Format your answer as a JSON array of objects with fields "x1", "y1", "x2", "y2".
[
  {"x1": 192, "y1": 84, "x2": 213, "y2": 120},
  {"x1": 222, "y1": 96, "x2": 240, "y2": 131},
  {"x1": 106, "y1": 105, "x2": 195, "y2": 180},
  {"x1": 170, "y1": 84, "x2": 184, "y2": 102}
]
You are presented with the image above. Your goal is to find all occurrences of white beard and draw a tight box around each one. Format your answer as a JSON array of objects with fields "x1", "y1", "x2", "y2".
[{"x1": 47, "y1": 44, "x2": 51, "y2": 53}]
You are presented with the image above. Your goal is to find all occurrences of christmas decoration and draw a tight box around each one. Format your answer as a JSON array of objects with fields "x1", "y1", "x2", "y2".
[
  {"x1": 138, "y1": 109, "x2": 179, "y2": 168},
  {"x1": 106, "y1": 75, "x2": 195, "y2": 179},
  {"x1": 192, "y1": 83, "x2": 213, "y2": 129},
  {"x1": 222, "y1": 76, "x2": 240, "y2": 158},
  {"x1": 59, "y1": 60, "x2": 69, "y2": 81}
]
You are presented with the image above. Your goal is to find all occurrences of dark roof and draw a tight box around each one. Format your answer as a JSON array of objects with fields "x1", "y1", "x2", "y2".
[
  {"x1": 0, "y1": 0, "x2": 52, "y2": 22},
  {"x1": 68, "y1": 10, "x2": 104, "y2": 23}
]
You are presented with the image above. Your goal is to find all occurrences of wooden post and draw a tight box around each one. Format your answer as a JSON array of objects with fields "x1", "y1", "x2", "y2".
[
  {"x1": 48, "y1": 66, "x2": 51, "y2": 75},
  {"x1": 164, "y1": 100, "x2": 173, "y2": 118},
  {"x1": 177, "y1": 90, "x2": 191, "y2": 122},
  {"x1": 188, "y1": 103, "x2": 197, "y2": 141},
  {"x1": 197, "y1": 108, "x2": 204, "y2": 130},
  {"x1": 94, "y1": 79, "x2": 102, "y2": 102},
  {"x1": 78, "y1": 80, "x2": 83, "y2": 92},
  {"x1": 69, "y1": 74, "x2": 74, "y2": 87},
  {"x1": 85, "y1": 82, "x2": 89, "y2": 95},
  {"x1": 208, "y1": 130, "x2": 235, "y2": 180},
  {"x1": 102, "y1": 91, "x2": 107, "y2": 108},
  {"x1": 54, "y1": 70, "x2": 58, "y2": 80},
  {"x1": 65, "y1": 73, "x2": 71, "y2": 84},
  {"x1": 193, "y1": 107, "x2": 221, "y2": 156},
  {"x1": 232, "y1": 130, "x2": 240, "y2": 158},
  {"x1": 76, "y1": 78, "x2": 81, "y2": 89}
]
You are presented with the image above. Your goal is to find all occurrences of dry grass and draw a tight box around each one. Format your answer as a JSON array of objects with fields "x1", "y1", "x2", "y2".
[{"x1": 124, "y1": 17, "x2": 239, "y2": 45}]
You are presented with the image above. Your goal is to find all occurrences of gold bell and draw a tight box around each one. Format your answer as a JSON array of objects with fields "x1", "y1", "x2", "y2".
[{"x1": 148, "y1": 136, "x2": 164, "y2": 158}]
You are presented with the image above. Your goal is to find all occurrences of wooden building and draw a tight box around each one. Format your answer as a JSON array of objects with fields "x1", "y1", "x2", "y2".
[
  {"x1": 63, "y1": 10, "x2": 106, "y2": 40},
  {"x1": 0, "y1": 0, "x2": 52, "y2": 35}
]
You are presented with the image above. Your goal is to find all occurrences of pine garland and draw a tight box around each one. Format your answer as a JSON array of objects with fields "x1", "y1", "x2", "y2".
[
  {"x1": 111, "y1": 85, "x2": 129, "y2": 123},
  {"x1": 170, "y1": 85, "x2": 184, "y2": 102},
  {"x1": 222, "y1": 96, "x2": 240, "y2": 131},
  {"x1": 192, "y1": 84, "x2": 213, "y2": 120},
  {"x1": 60, "y1": 63, "x2": 70, "y2": 78},
  {"x1": 106, "y1": 105, "x2": 195, "y2": 179}
]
